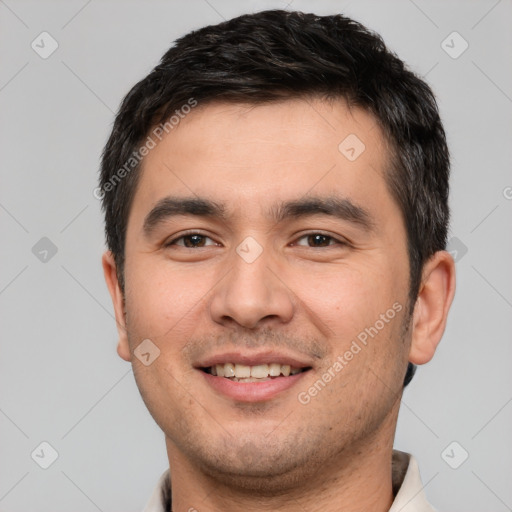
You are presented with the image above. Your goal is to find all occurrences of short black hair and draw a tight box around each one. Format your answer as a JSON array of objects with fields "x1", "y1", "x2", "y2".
[{"x1": 99, "y1": 9, "x2": 450, "y2": 388}]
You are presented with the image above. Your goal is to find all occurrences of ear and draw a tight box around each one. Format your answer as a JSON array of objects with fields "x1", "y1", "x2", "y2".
[
  {"x1": 409, "y1": 250, "x2": 456, "y2": 365},
  {"x1": 102, "y1": 251, "x2": 131, "y2": 362}
]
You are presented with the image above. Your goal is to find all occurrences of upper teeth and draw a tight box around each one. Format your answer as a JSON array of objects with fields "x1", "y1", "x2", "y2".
[{"x1": 210, "y1": 363, "x2": 302, "y2": 378}]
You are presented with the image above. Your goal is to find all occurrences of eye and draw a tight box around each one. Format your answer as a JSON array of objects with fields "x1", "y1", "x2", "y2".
[
  {"x1": 293, "y1": 233, "x2": 347, "y2": 248},
  {"x1": 164, "y1": 232, "x2": 218, "y2": 248}
]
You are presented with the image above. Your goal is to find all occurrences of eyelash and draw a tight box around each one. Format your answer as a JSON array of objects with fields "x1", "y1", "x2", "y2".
[{"x1": 164, "y1": 231, "x2": 348, "y2": 249}]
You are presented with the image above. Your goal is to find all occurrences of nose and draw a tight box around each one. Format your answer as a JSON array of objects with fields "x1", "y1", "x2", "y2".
[{"x1": 209, "y1": 242, "x2": 295, "y2": 330}]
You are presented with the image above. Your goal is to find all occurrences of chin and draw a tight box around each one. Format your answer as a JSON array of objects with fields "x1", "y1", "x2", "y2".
[
  {"x1": 187, "y1": 433, "x2": 323, "y2": 494},
  {"x1": 200, "y1": 458, "x2": 309, "y2": 495}
]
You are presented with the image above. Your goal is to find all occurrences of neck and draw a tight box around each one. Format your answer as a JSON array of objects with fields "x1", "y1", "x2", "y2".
[
  {"x1": 165, "y1": 429, "x2": 398, "y2": 512},
  {"x1": 165, "y1": 393, "x2": 401, "y2": 512}
]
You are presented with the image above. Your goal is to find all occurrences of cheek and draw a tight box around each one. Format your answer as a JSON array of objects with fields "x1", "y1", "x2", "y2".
[
  {"x1": 291, "y1": 261, "x2": 400, "y2": 335},
  {"x1": 288, "y1": 258, "x2": 408, "y2": 386},
  {"x1": 124, "y1": 256, "x2": 208, "y2": 341}
]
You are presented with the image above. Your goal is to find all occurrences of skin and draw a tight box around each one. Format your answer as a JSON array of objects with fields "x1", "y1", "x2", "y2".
[{"x1": 103, "y1": 97, "x2": 456, "y2": 512}]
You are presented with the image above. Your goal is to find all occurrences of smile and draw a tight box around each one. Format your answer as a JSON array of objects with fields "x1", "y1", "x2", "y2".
[
  {"x1": 203, "y1": 363, "x2": 307, "y2": 382},
  {"x1": 199, "y1": 362, "x2": 312, "y2": 402}
]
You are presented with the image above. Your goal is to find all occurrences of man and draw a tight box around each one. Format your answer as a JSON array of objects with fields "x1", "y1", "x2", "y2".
[{"x1": 99, "y1": 9, "x2": 455, "y2": 512}]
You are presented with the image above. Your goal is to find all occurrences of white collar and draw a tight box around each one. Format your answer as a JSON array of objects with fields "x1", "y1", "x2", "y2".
[{"x1": 389, "y1": 450, "x2": 438, "y2": 512}]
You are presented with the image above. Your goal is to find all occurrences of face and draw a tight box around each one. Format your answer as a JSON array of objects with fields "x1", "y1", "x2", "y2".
[{"x1": 113, "y1": 98, "x2": 414, "y2": 489}]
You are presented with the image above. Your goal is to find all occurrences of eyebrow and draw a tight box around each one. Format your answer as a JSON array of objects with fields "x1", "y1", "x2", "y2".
[
  {"x1": 268, "y1": 196, "x2": 375, "y2": 231},
  {"x1": 143, "y1": 197, "x2": 228, "y2": 237},
  {"x1": 142, "y1": 195, "x2": 375, "y2": 237}
]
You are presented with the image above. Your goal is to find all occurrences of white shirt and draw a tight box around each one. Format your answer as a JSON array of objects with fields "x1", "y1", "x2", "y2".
[{"x1": 142, "y1": 450, "x2": 437, "y2": 512}]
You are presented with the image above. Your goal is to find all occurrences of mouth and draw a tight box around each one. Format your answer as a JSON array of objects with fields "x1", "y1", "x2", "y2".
[
  {"x1": 201, "y1": 363, "x2": 310, "y2": 382},
  {"x1": 196, "y1": 354, "x2": 314, "y2": 402}
]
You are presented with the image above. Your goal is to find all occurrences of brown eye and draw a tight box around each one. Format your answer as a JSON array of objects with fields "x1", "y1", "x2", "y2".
[
  {"x1": 294, "y1": 233, "x2": 345, "y2": 248},
  {"x1": 165, "y1": 233, "x2": 217, "y2": 248},
  {"x1": 182, "y1": 235, "x2": 207, "y2": 247},
  {"x1": 307, "y1": 234, "x2": 332, "y2": 247}
]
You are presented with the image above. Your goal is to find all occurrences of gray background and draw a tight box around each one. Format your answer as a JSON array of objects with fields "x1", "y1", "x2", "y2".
[{"x1": 1, "y1": 0, "x2": 511, "y2": 510}]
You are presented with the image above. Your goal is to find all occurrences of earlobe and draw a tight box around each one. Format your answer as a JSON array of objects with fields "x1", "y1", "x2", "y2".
[
  {"x1": 408, "y1": 250, "x2": 456, "y2": 365},
  {"x1": 102, "y1": 251, "x2": 131, "y2": 362}
]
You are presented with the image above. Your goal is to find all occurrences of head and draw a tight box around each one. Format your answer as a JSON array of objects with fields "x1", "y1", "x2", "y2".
[{"x1": 100, "y1": 9, "x2": 455, "y2": 491}]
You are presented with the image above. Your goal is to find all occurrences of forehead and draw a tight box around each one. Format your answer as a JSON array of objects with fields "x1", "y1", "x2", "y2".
[{"x1": 129, "y1": 97, "x2": 395, "y2": 225}]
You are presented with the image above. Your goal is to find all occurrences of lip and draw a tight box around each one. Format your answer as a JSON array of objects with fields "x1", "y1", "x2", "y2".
[
  {"x1": 200, "y1": 369, "x2": 309, "y2": 402},
  {"x1": 195, "y1": 350, "x2": 313, "y2": 369}
]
